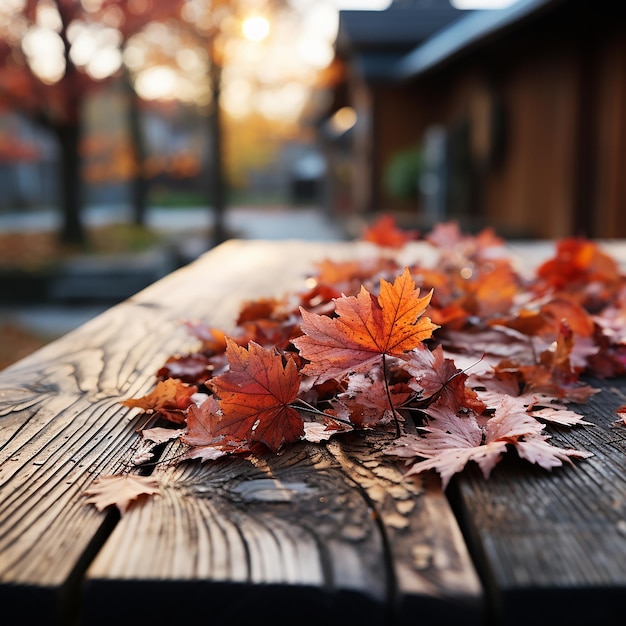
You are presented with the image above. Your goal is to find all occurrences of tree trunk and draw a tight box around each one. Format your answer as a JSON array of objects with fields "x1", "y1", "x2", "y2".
[
  {"x1": 57, "y1": 121, "x2": 86, "y2": 246},
  {"x1": 208, "y1": 58, "x2": 227, "y2": 247},
  {"x1": 125, "y1": 69, "x2": 148, "y2": 227}
]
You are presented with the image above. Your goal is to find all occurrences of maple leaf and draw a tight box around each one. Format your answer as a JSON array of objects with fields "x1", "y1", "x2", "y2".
[
  {"x1": 184, "y1": 321, "x2": 229, "y2": 354},
  {"x1": 469, "y1": 372, "x2": 592, "y2": 427},
  {"x1": 293, "y1": 267, "x2": 439, "y2": 384},
  {"x1": 182, "y1": 397, "x2": 253, "y2": 461},
  {"x1": 514, "y1": 434, "x2": 593, "y2": 468},
  {"x1": 387, "y1": 404, "x2": 504, "y2": 489},
  {"x1": 208, "y1": 339, "x2": 304, "y2": 452},
  {"x1": 334, "y1": 367, "x2": 413, "y2": 428},
  {"x1": 313, "y1": 258, "x2": 389, "y2": 289},
  {"x1": 237, "y1": 297, "x2": 282, "y2": 324},
  {"x1": 406, "y1": 345, "x2": 486, "y2": 412},
  {"x1": 121, "y1": 379, "x2": 198, "y2": 424},
  {"x1": 157, "y1": 352, "x2": 214, "y2": 385},
  {"x1": 465, "y1": 260, "x2": 519, "y2": 317},
  {"x1": 303, "y1": 418, "x2": 353, "y2": 443},
  {"x1": 132, "y1": 426, "x2": 186, "y2": 465},
  {"x1": 614, "y1": 405, "x2": 626, "y2": 426},
  {"x1": 387, "y1": 396, "x2": 590, "y2": 489},
  {"x1": 512, "y1": 319, "x2": 601, "y2": 402},
  {"x1": 84, "y1": 475, "x2": 160, "y2": 515},
  {"x1": 536, "y1": 238, "x2": 621, "y2": 298},
  {"x1": 361, "y1": 214, "x2": 419, "y2": 248}
]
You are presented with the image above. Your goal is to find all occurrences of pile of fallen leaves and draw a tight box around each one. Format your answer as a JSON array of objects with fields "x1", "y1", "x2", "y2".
[{"x1": 86, "y1": 216, "x2": 626, "y2": 513}]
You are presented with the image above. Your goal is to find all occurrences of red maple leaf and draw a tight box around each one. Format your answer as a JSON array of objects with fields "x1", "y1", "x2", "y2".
[
  {"x1": 293, "y1": 267, "x2": 439, "y2": 383},
  {"x1": 181, "y1": 396, "x2": 253, "y2": 461},
  {"x1": 406, "y1": 345, "x2": 485, "y2": 412},
  {"x1": 361, "y1": 214, "x2": 419, "y2": 248},
  {"x1": 535, "y1": 238, "x2": 621, "y2": 296},
  {"x1": 208, "y1": 339, "x2": 304, "y2": 452}
]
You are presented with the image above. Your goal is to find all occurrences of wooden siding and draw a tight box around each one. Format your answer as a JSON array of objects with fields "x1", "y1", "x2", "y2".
[{"x1": 335, "y1": 4, "x2": 626, "y2": 239}]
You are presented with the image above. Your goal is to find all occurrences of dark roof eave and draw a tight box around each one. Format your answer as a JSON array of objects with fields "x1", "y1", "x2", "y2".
[{"x1": 394, "y1": 0, "x2": 564, "y2": 82}]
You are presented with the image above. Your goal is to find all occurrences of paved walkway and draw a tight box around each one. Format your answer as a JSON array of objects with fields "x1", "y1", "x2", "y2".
[
  {"x1": 0, "y1": 205, "x2": 348, "y2": 342},
  {"x1": 0, "y1": 205, "x2": 347, "y2": 241}
]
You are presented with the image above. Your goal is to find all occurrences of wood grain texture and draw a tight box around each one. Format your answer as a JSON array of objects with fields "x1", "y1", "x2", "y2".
[
  {"x1": 83, "y1": 434, "x2": 482, "y2": 626},
  {"x1": 452, "y1": 376, "x2": 626, "y2": 626},
  {"x1": 0, "y1": 240, "x2": 481, "y2": 626}
]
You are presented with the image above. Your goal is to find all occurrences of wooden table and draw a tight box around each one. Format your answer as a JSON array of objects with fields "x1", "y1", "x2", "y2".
[{"x1": 1, "y1": 239, "x2": 625, "y2": 626}]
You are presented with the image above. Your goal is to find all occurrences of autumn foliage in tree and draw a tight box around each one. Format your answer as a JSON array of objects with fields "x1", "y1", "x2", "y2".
[
  {"x1": 85, "y1": 217, "x2": 626, "y2": 513},
  {"x1": 0, "y1": 1, "x2": 184, "y2": 243}
]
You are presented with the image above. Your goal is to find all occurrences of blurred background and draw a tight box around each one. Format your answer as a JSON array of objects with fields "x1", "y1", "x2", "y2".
[{"x1": 2, "y1": 0, "x2": 626, "y2": 367}]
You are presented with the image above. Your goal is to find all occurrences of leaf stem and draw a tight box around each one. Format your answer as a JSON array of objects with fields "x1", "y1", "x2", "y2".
[
  {"x1": 291, "y1": 398, "x2": 353, "y2": 426},
  {"x1": 382, "y1": 353, "x2": 402, "y2": 438}
]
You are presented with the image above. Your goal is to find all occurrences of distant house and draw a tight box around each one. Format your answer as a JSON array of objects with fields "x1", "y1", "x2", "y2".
[
  {"x1": 320, "y1": 0, "x2": 466, "y2": 224},
  {"x1": 321, "y1": 0, "x2": 626, "y2": 239}
]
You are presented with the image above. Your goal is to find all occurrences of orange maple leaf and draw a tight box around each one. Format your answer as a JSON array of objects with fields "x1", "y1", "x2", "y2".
[
  {"x1": 209, "y1": 339, "x2": 304, "y2": 452},
  {"x1": 121, "y1": 378, "x2": 198, "y2": 424},
  {"x1": 292, "y1": 267, "x2": 439, "y2": 383}
]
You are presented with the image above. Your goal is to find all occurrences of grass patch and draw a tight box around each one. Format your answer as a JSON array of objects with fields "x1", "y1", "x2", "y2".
[{"x1": 0, "y1": 223, "x2": 163, "y2": 272}]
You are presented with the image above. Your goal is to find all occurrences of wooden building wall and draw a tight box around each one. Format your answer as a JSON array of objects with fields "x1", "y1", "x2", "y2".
[{"x1": 343, "y1": 4, "x2": 626, "y2": 239}]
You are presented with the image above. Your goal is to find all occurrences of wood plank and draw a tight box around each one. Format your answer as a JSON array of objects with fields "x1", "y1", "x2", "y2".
[
  {"x1": 451, "y1": 375, "x2": 626, "y2": 626},
  {"x1": 83, "y1": 435, "x2": 482, "y2": 626},
  {"x1": 0, "y1": 241, "x2": 482, "y2": 625}
]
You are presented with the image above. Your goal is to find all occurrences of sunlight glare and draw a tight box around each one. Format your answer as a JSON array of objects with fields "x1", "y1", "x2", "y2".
[
  {"x1": 255, "y1": 82, "x2": 307, "y2": 121},
  {"x1": 36, "y1": 2, "x2": 62, "y2": 32},
  {"x1": 329, "y1": 106, "x2": 357, "y2": 135},
  {"x1": 334, "y1": 0, "x2": 391, "y2": 8},
  {"x1": 222, "y1": 78, "x2": 253, "y2": 118},
  {"x1": 87, "y1": 47, "x2": 122, "y2": 80},
  {"x1": 302, "y1": 3, "x2": 338, "y2": 42},
  {"x1": 81, "y1": 0, "x2": 104, "y2": 11},
  {"x1": 176, "y1": 47, "x2": 207, "y2": 74},
  {"x1": 297, "y1": 35, "x2": 334, "y2": 69},
  {"x1": 68, "y1": 24, "x2": 98, "y2": 65},
  {"x1": 1, "y1": 0, "x2": 26, "y2": 12},
  {"x1": 123, "y1": 44, "x2": 145, "y2": 71},
  {"x1": 242, "y1": 16, "x2": 270, "y2": 42},
  {"x1": 21, "y1": 26, "x2": 65, "y2": 84},
  {"x1": 69, "y1": 24, "x2": 122, "y2": 79},
  {"x1": 135, "y1": 66, "x2": 179, "y2": 100}
]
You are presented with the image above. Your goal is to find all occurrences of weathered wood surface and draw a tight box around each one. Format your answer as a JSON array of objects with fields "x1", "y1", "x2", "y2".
[
  {"x1": 451, "y1": 376, "x2": 626, "y2": 626},
  {"x1": 0, "y1": 240, "x2": 482, "y2": 626},
  {"x1": 449, "y1": 239, "x2": 626, "y2": 626},
  {"x1": 3, "y1": 238, "x2": 626, "y2": 626}
]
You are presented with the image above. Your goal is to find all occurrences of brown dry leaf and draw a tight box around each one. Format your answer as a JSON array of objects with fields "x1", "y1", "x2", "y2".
[
  {"x1": 84, "y1": 475, "x2": 160, "y2": 515},
  {"x1": 387, "y1": 395, "x2": 590, "y2": 489}
]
